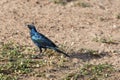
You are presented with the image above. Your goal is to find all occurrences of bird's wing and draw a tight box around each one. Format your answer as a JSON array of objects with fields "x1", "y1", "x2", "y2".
[{"x1": 36, "y1": 32, "x2": 58, "y2": 48}]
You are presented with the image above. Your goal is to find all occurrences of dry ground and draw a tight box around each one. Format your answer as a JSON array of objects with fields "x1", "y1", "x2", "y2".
[{"x1": 0, "y1": 0, "x2": 120, "y2": 80}]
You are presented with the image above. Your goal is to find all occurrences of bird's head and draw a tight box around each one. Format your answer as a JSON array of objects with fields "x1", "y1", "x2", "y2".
[
  {"x1": 27, "y1": 24, "x2": 37, "y2": 32},
  {"x1": 27, "y1": 24, "x2": 35, "y2": 30}
]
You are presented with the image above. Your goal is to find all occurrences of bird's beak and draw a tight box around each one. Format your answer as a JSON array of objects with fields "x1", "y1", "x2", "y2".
[
  {"x1": 24, "y1": 22, "x2": 29, "y2": 27},
  {"x1": 27, "y1": 25, "x2": 31, "y2": 29},
  {"x1": 25, "y1": 23, "x2": 33, "y2": 27}
]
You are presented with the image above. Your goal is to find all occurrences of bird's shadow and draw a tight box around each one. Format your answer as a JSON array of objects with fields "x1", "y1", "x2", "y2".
[{"x1": 69, "y1": 51, "x2": 110, "y2": 61}]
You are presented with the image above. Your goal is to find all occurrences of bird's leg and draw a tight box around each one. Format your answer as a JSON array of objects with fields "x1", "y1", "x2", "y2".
[
  {"x1": 44, "y1": 48, "x2": 47, "y2": 52},
  {"x1": 39, "y1": 48, "x2": 42, "y2": 53},
  {"x1": 36, "y1": 48, "x2": 43, "y2": 57},
  {"x1": 32, "y1": 48, "x2": 42, "y2": 59}
]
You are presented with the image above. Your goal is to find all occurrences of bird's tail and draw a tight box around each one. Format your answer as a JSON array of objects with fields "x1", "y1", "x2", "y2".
[{"x1": 52, "y1": 48, "x2": 70, "y2": 57}]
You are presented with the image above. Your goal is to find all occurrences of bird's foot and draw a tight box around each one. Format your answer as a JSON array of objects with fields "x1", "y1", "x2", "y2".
[{"x1": 32, "y1": 54, "x2": 43, "y2": 59}]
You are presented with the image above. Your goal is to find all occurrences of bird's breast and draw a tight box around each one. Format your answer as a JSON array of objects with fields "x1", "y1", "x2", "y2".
[{"x1": 31, "y1": 35, "x2": 39, "y2": 41}]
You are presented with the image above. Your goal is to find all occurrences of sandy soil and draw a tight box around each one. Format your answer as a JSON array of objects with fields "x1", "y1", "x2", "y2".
[{"x1": 0, "y1": 0, "x2": 120, "y2": 80}]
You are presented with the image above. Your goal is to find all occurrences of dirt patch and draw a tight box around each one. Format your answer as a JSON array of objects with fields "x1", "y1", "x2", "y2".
[{"x1": 0, "y1": 0, "x2": 120, "y2": 80}]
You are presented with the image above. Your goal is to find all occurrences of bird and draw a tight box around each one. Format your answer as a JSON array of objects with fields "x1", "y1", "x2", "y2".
[{"x1": 27, "y1": 24, "x2": 70, "y2": 57}]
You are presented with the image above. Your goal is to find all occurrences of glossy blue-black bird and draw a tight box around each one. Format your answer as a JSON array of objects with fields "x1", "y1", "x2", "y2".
[{"x1": 27, "y1": 24, "x2": 70, "y2": 57}]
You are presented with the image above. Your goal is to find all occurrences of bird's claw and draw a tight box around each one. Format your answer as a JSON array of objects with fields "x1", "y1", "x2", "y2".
[{"x1": 31, "y1": 54, "x2": 43, "y2": 59}]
